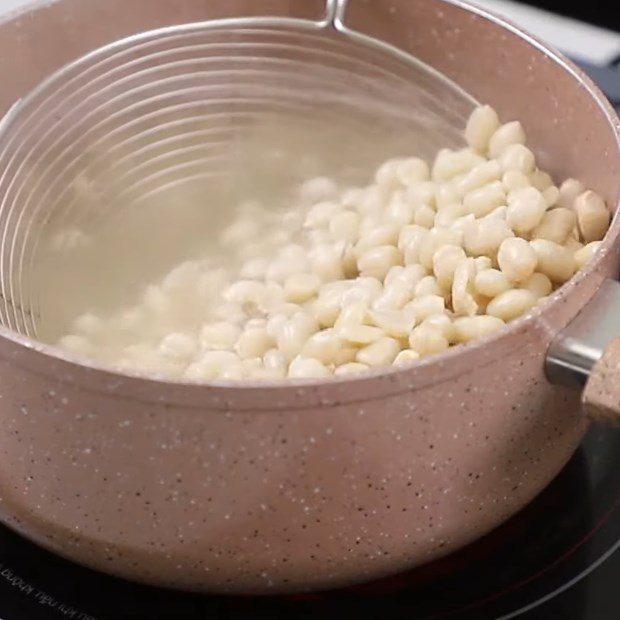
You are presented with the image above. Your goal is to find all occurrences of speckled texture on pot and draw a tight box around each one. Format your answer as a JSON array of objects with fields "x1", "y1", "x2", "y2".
[{"x1": 0, "y1": 0, "x2": 617, "y2": 594}]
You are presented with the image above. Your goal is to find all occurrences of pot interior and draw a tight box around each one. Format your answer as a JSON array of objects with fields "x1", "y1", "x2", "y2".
[{"x1": 0, "y1": 0, "x2": 616, "y2": 353}]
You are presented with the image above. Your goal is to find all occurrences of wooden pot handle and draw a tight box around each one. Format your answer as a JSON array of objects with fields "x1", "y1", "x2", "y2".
[{"x1": 583, "y1": 337, "x2": 620, "y2": 426}]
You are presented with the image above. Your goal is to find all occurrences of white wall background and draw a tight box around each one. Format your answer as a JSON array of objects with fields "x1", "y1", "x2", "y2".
[{"x1": 0, "y1": 0, "x2": 34, "y2": 13}]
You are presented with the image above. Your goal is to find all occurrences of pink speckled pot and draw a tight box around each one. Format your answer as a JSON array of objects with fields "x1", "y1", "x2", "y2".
[{"x1": 0, "y1": 0, "x2": 618, "y2": 594}]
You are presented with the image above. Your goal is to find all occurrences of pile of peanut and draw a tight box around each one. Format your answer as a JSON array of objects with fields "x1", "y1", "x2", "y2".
[{"x1": 58, "y1": 105, "x2": 611, "y2": 380}]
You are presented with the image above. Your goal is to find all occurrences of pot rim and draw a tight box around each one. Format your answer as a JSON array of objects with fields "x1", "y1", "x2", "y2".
[{"x1": 1, "y1": 0, "x2": 619, "y2": 410}]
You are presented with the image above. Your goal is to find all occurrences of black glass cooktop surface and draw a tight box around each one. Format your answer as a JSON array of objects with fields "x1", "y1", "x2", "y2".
[{"x1": 522, "y1": 1, "x2": 620, "y2": 32}]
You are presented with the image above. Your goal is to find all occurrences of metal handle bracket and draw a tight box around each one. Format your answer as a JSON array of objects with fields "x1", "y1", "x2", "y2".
[{"x1": 546, "y1": 278, "x2": 620, "y2": 388}]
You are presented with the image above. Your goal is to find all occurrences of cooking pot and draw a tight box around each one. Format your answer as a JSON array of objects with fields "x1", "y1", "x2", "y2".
[{"x1": 0, "y1": 0, "x2": 617, "y2": 594}]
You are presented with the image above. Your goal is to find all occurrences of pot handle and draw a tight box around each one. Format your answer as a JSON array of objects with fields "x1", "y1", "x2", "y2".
[
  {"x1": 546, "y1": 278, "x2": 620, "y2": 426},
  {"x1": 582, "y1": 338, "x2": 620, "y2": 424}
]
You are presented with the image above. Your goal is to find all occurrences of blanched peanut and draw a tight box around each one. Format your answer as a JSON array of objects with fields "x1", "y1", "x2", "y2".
[
  {"x1": 422, "y1": 313, "x2": 456, "y2": 343},
  {"x1": 375, "y1": 158, "x2": 403, "y2": 189},
  {"x1": 264, "y1": 348, "x2": 287, "y2": 373},
  {"x1": 358, "y1": 245, "x2": 402, "y2": 279},
  {"x1": 284, "y1": 273, "x2": 321, "y2": 303},
  {"x1": 452, "y1": 258, "x2": 478, "y2": 316},
  {"x1": 338, "y1": 324, "x2": 385, "y2": 345},
  {"x1": 542, "y1": 186, "x2": 560, "y2": 207},
  {"x1": 329, "y1": 210, "x2": 361, "y2": 243},
  {"x1": 474, "y1": 268, "x2": 511, "y2": 298},
  {"x1": 414, "y1": 204, "x2": 436, "y2": 228},
  {"x1": 185, "y1": 351, "x2": 240, "y2": 380},
  {"x1": 530, "y1": 239, "x2": 576, "y2": 283},
  {"x1": 372, "y1": 283, "x2": 411, "y2": 311},
  {"x1": 245, "y1": 317, "x2": 267, "y2": 329},
  {"x1": 235, "y1": 327, "x2": 273, "y2": 359},
  {"x1": 503, "y1": 170, "x2": 530, "y2": 192},
  {"x1": 288, "y1": 356, "x2": 332, "y2": 378},
  {"x1": 451, "y1": 213, "x2": 475, "y2": 235},
  {"x1": 414, "y1": 275, "x2": 443, "y2": 298},
  {"x1": 356, "y1": 185, "x2": 390, "y2": 215},
  {"x1": 241, "y1": 357, "x2": 263, "y2": 374},
  {"x1": 436, "y1": 184, "x2": 459, "y2": 209},
  {"x1": 406, "y1": 181, "x2": 436, "y2": 207},
  {"x1": 356, "y1": 337, "x2": 401, "y2": 366},
  {"x1": 474, "y1": 256, "x2": 493, "y2": 272},
  {"x1": 435, "y1": 203, "x2": 466, "y2": 227},
  {"x1": 530, "y1": 169, "x2": 553, "y2": 191},
  {"x1": 254, "y1": 282, "x2": 285, "y2": 314},
  {"x1": 497, "y1": 237, "x2": 538, "y2": 282},
  {"x1": 574, "y1": 190, "x2": 610, "y2": 242},
  {"x1": 384, "y1": 264, "x2": 426, "y2": 289},
  {"x1": 418, "y1": 227, "x2": 462, "y2": 269},
  {"x1": 369, "y1": 309, "x2": 416, "y2": 338},
  {"x1": 523, "y1": 272, "x2": 553, "y2": 298},
  {"x1": 463, "y1": 217, "x2": 513, "y2": 258},
  {"x1": 499, "y1": 144, "x2": 535, "y2": 174},
  {"x1": 486, "y1": 289, "x2": 538, "y2": 321},
  {"x1": 465, "y1": 105, "x2": 500, "y2": 152},
  {"x1": 531, "y1": 208, "x2": 576, "y2": 244},
  {"x1": 305, "y1": 201, "x2": 342, "y2": 229},
  {"x1": 463, "y1": 180, "x2": 506, "y2": 217},
  {"x1": 334, "y1": 345, "x2": 358, "y2": 366},
  {"x1": 557, "y1": 178, "x2": 585, "y2": 209},
  {"x1": 398, "y1": 224, "x2": 428, "y2": 255},
  {"x1": 335, "y1": 362, "x2": 370, "y2": 376},
  {"x1": 334, "y1": 301, "x2": 368, "y2": 329},
  {"x1": 408, "y1": 325, "x2": 449, "y2": 356},
  {"x1": 488, "y1": 121, "x2": 526, "y2": 158},
  {"x1": 483, "y1": 205, "x2": 507, "y2": 221},
  {"x1": 394, "y1": 349, "x2": 421, "y2": 364},
  {"x1": 564, "y1": 235, "x2": 583, "y2": 253},
  {"x1": 405, "y1": 294, "x2": 445, "y2": 322},
  {"x1": 277, "y1": 312, "x2": 319, "y2": 361},
  {"x1": 432, "y1": 148, "x2": 484, "y2": 182},
  {"x1": 396, "y1": 158, "x2": 430, "y2": 186},
  {"x1": 433, "y1": 245, "x2": 467, "y2": 289},
  {"x1": 356, "y1": 224, "x2": 400, "y2": 254},
  {"x1": 311, "y1": 243, "x2": 346, "y2": 281},
  {"x1": 301, "y1": 329, "x2": 344, "y2": 364},
  {"x1": 506, "y1": 187, "x2": 547, "y2": 234},
  {"x1": 341, "y1": 278, "x2": 383, "y2": 306},
  {"x1": 453, "y1": 316, "x2": 505, "y2": 343},
  {"x1": 312, "y1": 279, "x2": 348, "y2": 307},
  {"x1": 455, "y1": 160, "x2": 502, "y2": 197},
  {"x1": 200, "y1": 322, "x2": 241, "y2": 350},
  {"x1": 403, "y1": 230, "x2": 431, "y2": 266},
  {"x1": 311, "y1": 294, "x2": 340, "y2": 328},
  {"x1": 386, "y1": 195, "x2": 416, "y2": 226},
  {"x1": 574, "y1": 241, "x2": 602, "y2": 269}
]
